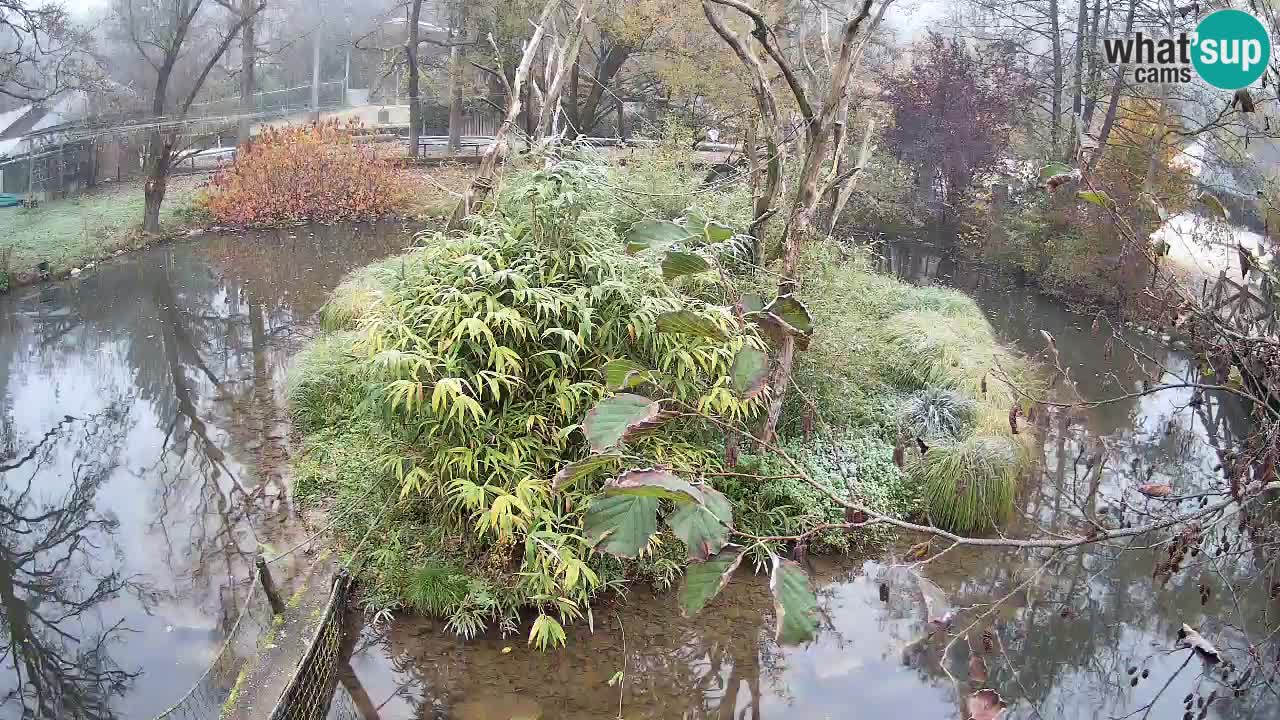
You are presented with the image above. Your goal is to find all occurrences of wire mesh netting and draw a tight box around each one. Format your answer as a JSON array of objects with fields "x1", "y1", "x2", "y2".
[
  {"x1": 152, "y1": 581, "x2": 276, "y2": 720},
  {"x1": 268, "y1": 572, "x2": 352, "y2": 720}
]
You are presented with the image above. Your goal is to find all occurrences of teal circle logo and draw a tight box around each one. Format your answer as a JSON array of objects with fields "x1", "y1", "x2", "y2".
[{"x1": 1192, "y1": 9, "x2": 1270, "y2": 90}]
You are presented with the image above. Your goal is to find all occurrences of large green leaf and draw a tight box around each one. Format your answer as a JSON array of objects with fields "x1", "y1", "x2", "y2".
[
  {"x1": 582, "y1": 394, "x2": 664, "y2": 452},
  {"x1": 656, "y1": 310, "x2": 728, "y2": 340},
  {"x1": 682, "y1": 206, "x2": 709, "y2": 230},
  {"x1": 605, "y1": 468, "x2": 702, "y2": 503},
  {"x1": 737, "y1": 292, "x2": 766, "y2": 313},
  {"x1": 625, "y1": 220, "x2": 694, "y2": 254},
  {"x1": 551, "y1": 453, "x2": 621, "y2": 491},
  {"x1": 763, "y1": 295, "x2": 814, "y2": 335},
  {"x1": 661, "y1": 251, "x2": 711, "y2": 280},
  {"x1": 600, "y1": 359, "x2": 650, "y2": 390},
  {"x1": 771, "y1": 556, "x2": 818, "y2": 644},
  {"x1": 1198, "y1": 191, "x2": 1230, "y2": 221},
  {"x1": 730, "y1": 347, "x2": 769, "y2": 400},
  {"x1": 704, "y1": 221, "x2": 734, "y2": 243},
  {"x1": 584, "y1": 493, "x2": 658, "y2": 559},
  {"x1": 679, "y1": 546, "x2": 745, "y2": 616},
  {"x1": 1077, "y1": 190, "x2": 1114, "y2": 209},
  {"x1": 1038, "y1": 162, "x2": 1073, "y2": 182},
  {"x1": 666, "y1": 485, "x2": 733, "y2": 560}
]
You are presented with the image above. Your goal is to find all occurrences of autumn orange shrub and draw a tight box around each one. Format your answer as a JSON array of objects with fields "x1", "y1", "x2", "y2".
[{"x1": 202, "y1": 121, "x2": 410, "y2": 225}]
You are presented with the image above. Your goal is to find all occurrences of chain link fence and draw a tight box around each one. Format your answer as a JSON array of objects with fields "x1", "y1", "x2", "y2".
[{"x1": 268, "y1": 572, "x2": 352, "y2": 720}]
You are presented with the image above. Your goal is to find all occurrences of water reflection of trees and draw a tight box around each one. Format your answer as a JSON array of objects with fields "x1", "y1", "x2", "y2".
[
  {"x1": 0, "y1": 226, "x2": 409, "y2": 717},
  {"x1": 0, "y1": 403, "x2": 141, "y2": 720}
]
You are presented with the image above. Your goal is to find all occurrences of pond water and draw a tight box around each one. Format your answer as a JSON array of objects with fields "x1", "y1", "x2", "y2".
[
  {"x1": 0, "y1": 222, "x2": 415, "y2": 719},
  {"x1": 3, "y1": 228, "x2": 1274, "y2": 720},
  {"x1": 337, "y1": 239, "x2": 1275, "y2": 720}
]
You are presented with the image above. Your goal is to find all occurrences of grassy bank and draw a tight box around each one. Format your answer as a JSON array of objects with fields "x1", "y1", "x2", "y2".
[
  {"x1": 286, "y1": 149, "x2": 1038, "y2": 643},
  {"x1": 791, "y1": 246, "x2": 1040, "y2": 531},
  {"x1": 0, "y1": 175, "x2": 202, "y2": 287}
]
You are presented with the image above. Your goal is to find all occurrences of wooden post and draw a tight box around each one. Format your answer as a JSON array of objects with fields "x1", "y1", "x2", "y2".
[{"x1": 256, "y1": 553, "x2": 286, "y2": 615}]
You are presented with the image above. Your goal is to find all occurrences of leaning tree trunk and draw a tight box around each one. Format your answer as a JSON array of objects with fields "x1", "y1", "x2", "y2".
[{"x1": 447, "y1": 0, "x2": 556, "y2": 230}]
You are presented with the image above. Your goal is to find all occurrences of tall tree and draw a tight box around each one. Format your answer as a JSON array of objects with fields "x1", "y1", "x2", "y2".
[
  {"x1": 406, "y1": 0, "x2": 424, "y2": 158},
  {"x1": 119, "y1": 0, "x2": 264, "y2": 233},
  {"x1": 237, "y1": 0, "x2": 259, "y2": 147},
  {"x1": 704, "y1": 0, "x2": 880, "y2": 442}
]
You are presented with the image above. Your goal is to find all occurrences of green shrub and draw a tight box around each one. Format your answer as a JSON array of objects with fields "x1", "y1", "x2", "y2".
[
  {"x1": 292, "y1": 157, "x2": 762, "y2": 646},
  {"x1": 727, "y1": 431, "x2": 921, "y2": 563},
  {"x1": 912, "y1": 436, "x2": 1020, "y2": 532},
  {"x1": 786, "y1": 243, "x2": 1038, "y2": 534}
]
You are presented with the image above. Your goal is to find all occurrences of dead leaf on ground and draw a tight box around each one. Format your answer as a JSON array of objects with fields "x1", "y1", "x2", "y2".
[{"x1": 967, "y1": 689, "x2": 1009, "y2": 720}]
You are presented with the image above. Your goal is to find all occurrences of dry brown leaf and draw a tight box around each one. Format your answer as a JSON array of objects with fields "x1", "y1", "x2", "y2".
[
  {"x1": 967, "y1": 689, "x2": 1008, "y2": 720},
  {"x1": 969, "y1": 654, "x2": 989, "y2": 684},
  {"x1": 1137, "y1": 483, "x2": 1173, "y2": 498}
]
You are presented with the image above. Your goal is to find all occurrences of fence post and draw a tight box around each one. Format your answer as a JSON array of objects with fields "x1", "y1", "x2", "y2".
[{"x1": 256, "y1": 553, "x2": 287, "y2": 615}]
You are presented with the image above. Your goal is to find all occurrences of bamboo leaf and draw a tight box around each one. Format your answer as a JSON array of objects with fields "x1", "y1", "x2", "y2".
[
  {"x1": 679, "y1": 546, "x2": 745, "y2": 615},
  {"x1": 625, "y1": 219, "x2": 694, "y2": 254},
  {"x1": 1198, "y1": 191, "x2": 1230, "y2": 221},
  {"x1": 584, "y1": 493, "x2": 658, "y2": 559},
  {"x1": 730, "y1": 347, "x2": 769, "y2": 400},
  {"x1": 666, "y1": 485, "x2": 733, "y2": 560},
  {"x1": 551, "y1": 453, "x2": 621, "y2": 491},
  {"x1": 770, "y1": 555, "x2": 818, "y2": 645},
  {"x1": 1077, "y1": 190, "x2": 1115, "y2": 209},
  {"x1": 661, "y1": 251, "x2": 712, "y2": 280},
  {"x1": 582, "y1": 394, "x2": 663, "y2": 452},
  {"x1": 656, "y1": 310, "x2": 728, "y2": 340},
  {"x1": 605, "y1": 468, "x2": 702, "y2": 503}
]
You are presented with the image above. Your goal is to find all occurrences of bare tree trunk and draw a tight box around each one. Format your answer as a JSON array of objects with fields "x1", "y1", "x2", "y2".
[
  {"x1": 1067, "y1": 0, "x2": 1087, "y2": 160},
  {"x1": 445, "y1": 0, "x2": 468, "y2": 155},
  {"x1": 538, "y1": 3, "x2": 589, "y2": 142},
  {"x1": 406, "y1": 0, "x2": 423, "y2": 159},
  {"x1": 702, "y1": 1, "x2": 785, "y2": 253},
  {"x1": 1049, "y1": 0, "x2": 1063, "y2": 158},
  {"x1": 1080, "y1": 0, "x2": 1103, "y2": 131},
  {"x1": 143, "y1": 131, "x2": 172, "y2": 233},
  {"x1": 1086, "y1": 0, "x2": 1135, "y2": 174},
  {"x1": 311, "y1": 17, "x2": 322, "y2": 120},
  {"x1": 237, "y1": 0, "x2": 257, "y2": 147},
  {"x1": 447, "y1": 0, "x2": 557, "y2": 230}
]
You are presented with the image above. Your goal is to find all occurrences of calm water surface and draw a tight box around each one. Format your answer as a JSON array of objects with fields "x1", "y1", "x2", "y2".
[{"x1": 0, "y1": 223, "x2": 414, "y2": 719}]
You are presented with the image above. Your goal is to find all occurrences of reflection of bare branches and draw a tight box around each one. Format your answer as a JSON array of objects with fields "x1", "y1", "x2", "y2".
[{"x1": 0, "y1": 401, "x2": 140, "y2": 719}]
